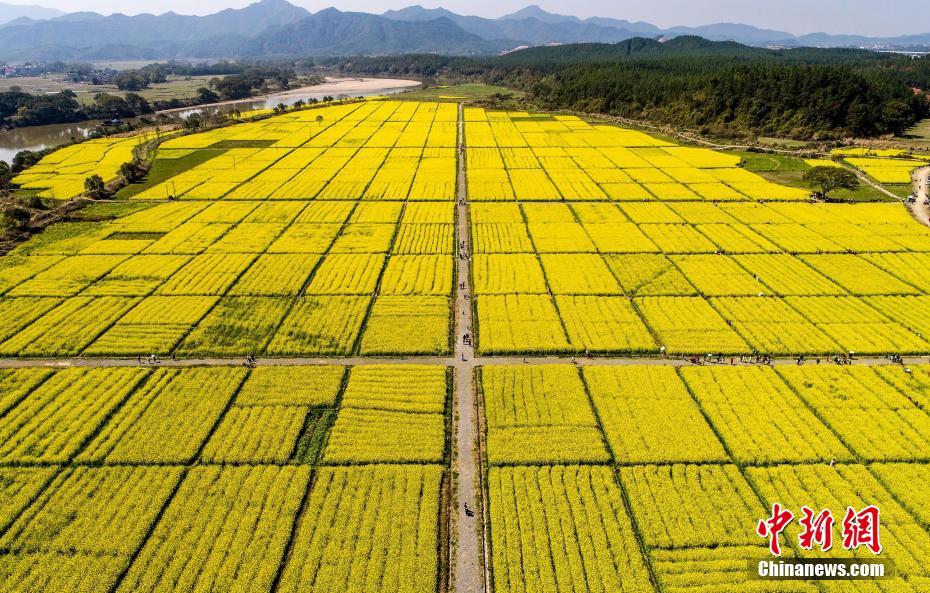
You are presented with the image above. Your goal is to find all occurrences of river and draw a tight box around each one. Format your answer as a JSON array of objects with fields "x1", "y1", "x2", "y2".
[{"x1": 0, "y1": 77, "x2": 421, "y2": 163}]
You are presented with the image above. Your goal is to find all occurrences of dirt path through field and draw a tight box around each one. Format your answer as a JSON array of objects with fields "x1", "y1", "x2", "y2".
[
  {"x1": 1, "y1": 354, "x2": 924, "y2": 370},
  {"x1": 910, "y1": 165, "x2": 930, "y2": 225},
  {"x1": 452, "y1": 103, "x2": 485, "y2": 593}
]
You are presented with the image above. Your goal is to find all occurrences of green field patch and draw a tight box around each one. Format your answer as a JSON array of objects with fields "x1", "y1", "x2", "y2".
[{"x1": 116, "y1": 147, "x2": 228, "y2": 199}]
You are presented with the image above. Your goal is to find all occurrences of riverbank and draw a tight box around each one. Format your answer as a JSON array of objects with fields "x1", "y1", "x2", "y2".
[
  {"x1": 154, "y1": 77, "x2": 422, "y2": 115},
  {"x1": 0, "y1": 77, "x2": 422, "y2": 162}
]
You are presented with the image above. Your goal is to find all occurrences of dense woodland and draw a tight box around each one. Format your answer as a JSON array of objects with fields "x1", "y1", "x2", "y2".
[{"x1": 324, "y1": 37, "x2": 930, "y2": 139}]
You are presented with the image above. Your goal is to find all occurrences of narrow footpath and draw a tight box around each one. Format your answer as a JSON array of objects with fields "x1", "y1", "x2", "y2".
[
  {"x1": 910, "y1": 165, "x2": 930, "y2": 225},
  {"x1": 452, "y1": 102, "x2": 484, "y2": 593}
]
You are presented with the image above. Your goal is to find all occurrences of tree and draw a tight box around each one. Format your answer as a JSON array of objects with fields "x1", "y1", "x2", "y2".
[
  {"x1": 119, "y1": 161, "x2": 142, "y2": 183},
  {"x1": 0, "y1": 160, "x2": 11, "y2": 190},
  {"x1": 803, "y1": 166, "x2": 859, "y2": 199},
  {"x1": 197, "y1": 87, "x2": 219, "y2": 104},
  {"x1": 115, "y1": 72, "x2": 147, "y2": 91},
  {"x1": 84, "y1": 174, "x2": 107, "y2": 198}
]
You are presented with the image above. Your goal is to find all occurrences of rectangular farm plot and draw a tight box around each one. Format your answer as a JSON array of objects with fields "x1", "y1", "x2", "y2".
[
  {"x1": 0, "y1": 466, "x2": 183, "y2": 556},
  {"x1": 873, "y1": 364, "x2": 930, "y2": 411},
  {"x1": 527, "y1": 222, "x2": 596, "y2": 252},
  {"x1": 871, "y1": 463, "x2": 930, "y2": 526},
  {"x1": 800, "y1": 254, "x2": 921, "y2": 296},
  {"x1": 359, "y1": 296, "x2": 451, "y2": 355},
  {"x1": 671, "y1": 255, "x2": 770, "y2": 296},
  {"x1": 8, "y1": 254, "x2": 128, "y2": 296},
  {"x1": 777, "y1": 365, "x2": 930, "y2": 461},
  {"x1": 341, "y1": 365, "x2": 447, "y2": 413},
  {"x1": 0, "y1": 368, "x2": 52, "y2": 418},
  {"x1": 329, "y1": 223, "x2": 397, "y2": 254},
  {"x1": 77, "y1": 367, "x2": 246, "y2": 463},
  {"x1": 580, "y1": 222, "x2": 659, "y2": 254},
  {"x1": 488, "y1": 465, "x2": 653, "y2": 593},
  {"x1": 200, "y1": 405, "x2": 309, "y2": 463},
  {"x1": 0, "y1": 296, "x2": 140, "y2": 357},
  {"x1": 278, "y1": 465, "x2": 442, "y2": 593},
  {"x1": 481, "y1": 365, "x2": 609, "y2": 464},
  {"x1": 81, "y1": 254, "x2": 191, "y2": 296},
  {"x1": 322, "y1": 407, "x2": 445, "y2": 464},
  {"x1": 472, "y1": 223, "x2": 535, "y2": 254},
  {"x1": 556, "y1": 295, "x2": 657, "y2": 353},
  {"x1": 228, "y1": 253, "x2": 320, "y2": 296},
  {"x1": 476, "y1": 294, "x2": 570, "y2": 354},
  {"x1": 604, "y1": 254, "x2": 695, "y2": 296},
  {"x1": 305, "y1": 253, "x2": 385, "y2": 295},
  {"x1": 177, "y1": 296, "x2": 292, "y2": 356},
  {"x1": 267, "y1": 223, "x2": 342, "y2": 253},
  {"x1": 583, "y1": 366, "x2": 728, "y2": 463},
  {"x1": 266, "y1": 296, "x2": 370, "y2": 355},
  {"x1": 392, "y1": 223, "x2": 454, "y2": 254},
  {"x1": 679, "y1": 366, "x2": 852, "y2": 463},
  {"x1": 694, "y1": 223, "x2": 778, "y2": 253},
  {"x1": 236, "y1": 365, "x2": 344, "y2": 407},
  {"x1": 156, "y1": 253, "x2": 256, "y2": 295},
  {"x1": 473, "y1": 254, "x2": 547, "y2": 294},
  {"x1": 711, "y1": 296, "x2": 840, "y2": 354},
  {"x1": 639, "y1": 224, "x2": 719, "y2": 254},
  {"x1": 117, "y1": 465, "x2": 310, "y2": 593},
  {"x1": 620, "y1": 464, "x2": 764, "y2": 549},
  {"x1": 0, "y1": 467, "x2": 58, "y2": 536},
  {"x1": 649, "y1": 547, "x2": 814, "y2": 593},
  {"x1": 864, "y1": 252, "x2": 930, "y2": 292},
  {"x1": 0, "y1": 297, "x2": 62, "y2": 345},
  {"x1": 786, "y1": 296, "x2": 930, "y2": 354},
  {"x1": 540, "y1": 253, "x2": 621, "y2": 294},
  {"x1": 0, "y1": 255, "x2": 63, "y2": 294},
  {"x1": 85, "y1": 295, "x2": 218, "y2": 356},
  {"x1": 0, "y1": 367, "x2": 147, "y2": 463},
  {"x1": 205, "y1": 223, "x2": 286, "y2": 253},
  {"x1": 142, "y1": 222, "x2": 231, "y2": 255},
  {"x1": 732, "y1": 254, "x2": 843, "y2": 296},
  {"x1": 635, "y1": 296, "x2": 750, "y2": 354},
  {"x1": 380, "y1": 255, "x2": 453, "y2": 295}
]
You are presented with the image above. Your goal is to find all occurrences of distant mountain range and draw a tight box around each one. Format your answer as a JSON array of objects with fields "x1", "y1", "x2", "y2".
[
  {"x1": 1, "y1": 0, "x2": 929, "y2": 61},
  {"x1": 0, "y1": 1, "x2": 63, "y2": 26}
]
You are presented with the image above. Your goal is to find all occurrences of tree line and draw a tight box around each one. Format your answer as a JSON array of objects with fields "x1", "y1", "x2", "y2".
[{"x1": 320, "y1": 37, "x2": 930, "y2": 139}]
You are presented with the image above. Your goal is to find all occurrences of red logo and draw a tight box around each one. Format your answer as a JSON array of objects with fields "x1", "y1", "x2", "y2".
[
  {"x1": 758, "y1": 504, "x2": 881, "y2": 556},
  {"x1": 842, "y1": 506, "x2": 882, "y2": 554},
  {"x1": 757, "y1": 503, "x2": 794, "y2": 556},
  {"x1": 798, "y1": 507, "x2": 834, "y2": 552}
]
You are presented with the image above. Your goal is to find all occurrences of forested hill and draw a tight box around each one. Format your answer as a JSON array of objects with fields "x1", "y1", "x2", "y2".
[{"x1": 327, "y1": 38, "x2": 930, "y2": 140}]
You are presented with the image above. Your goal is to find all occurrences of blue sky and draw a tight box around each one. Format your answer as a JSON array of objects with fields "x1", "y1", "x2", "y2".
[{"x1": 15, "y1": 0, "x2": 930, "y2": 37}]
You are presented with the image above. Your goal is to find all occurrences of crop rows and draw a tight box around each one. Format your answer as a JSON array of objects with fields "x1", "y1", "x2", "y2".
[
  {"x1": 132, "y1": 101, "x2": 458, "y2": 201},
  {"x1": 0, "y1": 363, "x2": 449, "y2": 593},
  {"x1": 0, "y1": 197, "x2": 455, "y2": 357},
  {"x1": 479, "y1": 364, "x2": 930, "y2": 593},
  {"x1": 463, "y1": 108, "x2": 810, "y2": 202},
  {"x1": 467, "y1": 199, "x2": 930, "y2": 355}
]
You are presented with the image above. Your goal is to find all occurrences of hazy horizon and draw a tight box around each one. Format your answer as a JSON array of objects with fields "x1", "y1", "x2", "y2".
[{"x1": 6, "y1": 0, "x2": 930, "y2": 38}]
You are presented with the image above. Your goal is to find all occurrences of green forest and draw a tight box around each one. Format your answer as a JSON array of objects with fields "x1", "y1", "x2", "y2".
[{"x1": 324, "y1": 37, "x2": 930, "y2": 139}]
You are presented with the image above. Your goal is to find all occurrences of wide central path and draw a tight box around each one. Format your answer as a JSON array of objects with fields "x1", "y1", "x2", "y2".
[{"x1": 452, "y1": 103, "x2": 484, "y2": 593}]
